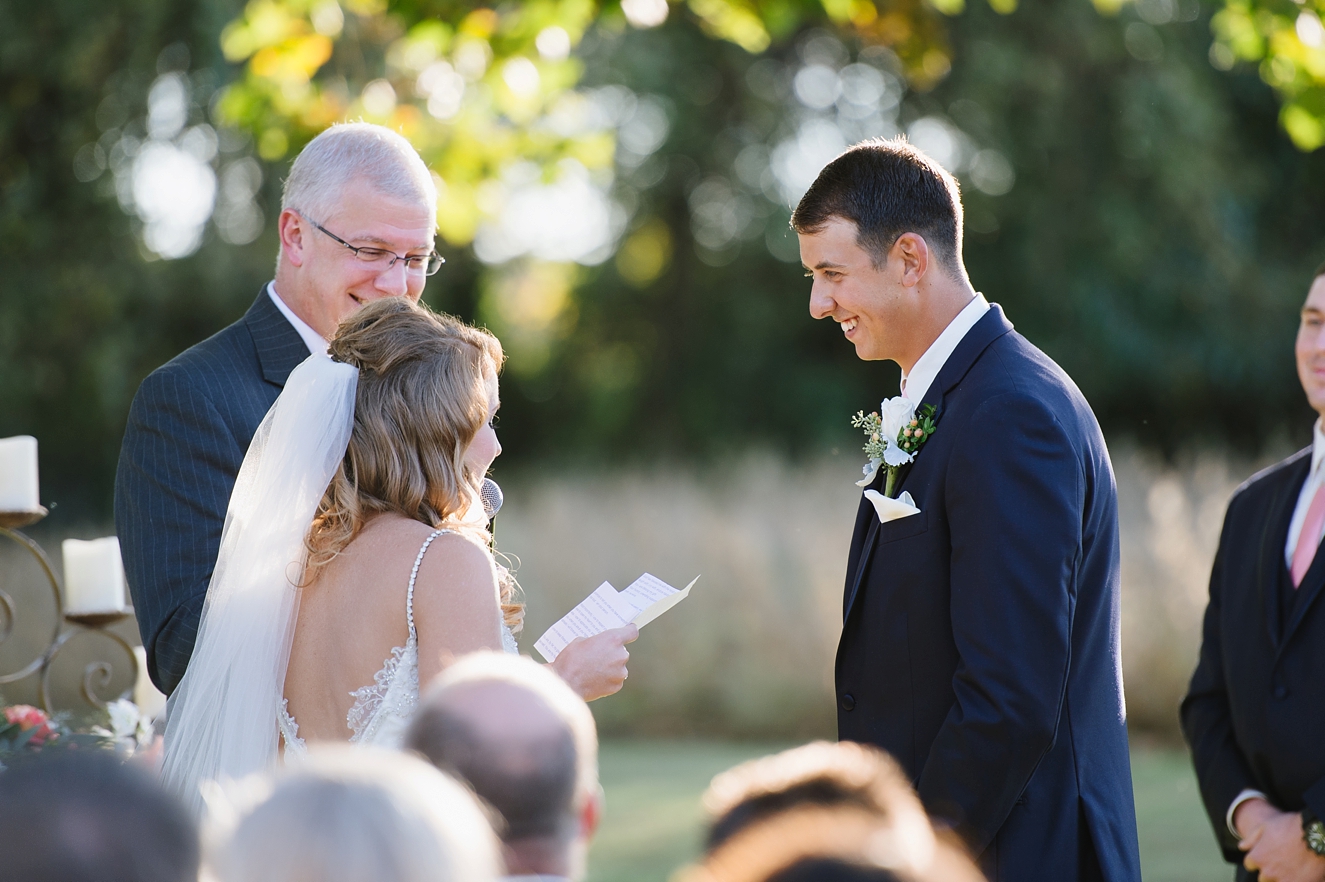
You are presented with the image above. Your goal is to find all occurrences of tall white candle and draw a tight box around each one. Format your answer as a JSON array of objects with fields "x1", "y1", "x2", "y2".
[
  {"x1": 0, "y1": 435, "x2": 39, "y2": 511},
  {"x1": 132, "y1": 646, "x2": 167, "y2": 721},
  {"x1": 62, "y1": 537, "x2": 127, "y2": 614}
]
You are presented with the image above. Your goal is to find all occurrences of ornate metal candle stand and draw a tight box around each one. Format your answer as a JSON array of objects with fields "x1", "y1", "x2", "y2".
[{"x1": 0, "y1": 509, "x2": 139, "y2": 713}]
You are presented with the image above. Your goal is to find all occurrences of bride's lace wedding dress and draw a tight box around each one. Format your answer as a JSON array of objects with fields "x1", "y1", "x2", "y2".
[{"x1": 278, "y1": 528, "x2": 519, "y2": 755}]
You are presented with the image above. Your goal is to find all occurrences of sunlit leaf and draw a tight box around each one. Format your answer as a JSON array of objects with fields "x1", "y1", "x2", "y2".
[
  {"x1": 687, "y1": 0, "x2": 773, "y2": 53},
  {"x1": 1283, "y1": 102, "x2": 1325, "y2": 149},
  {"x1": 926, "y1": 0, "x2": 965, "y2": 16}
]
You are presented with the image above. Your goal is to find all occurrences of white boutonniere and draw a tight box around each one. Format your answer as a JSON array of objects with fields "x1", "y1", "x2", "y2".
[{"x1": 851, "y1": 398, "x2": 938, "y2": 522}]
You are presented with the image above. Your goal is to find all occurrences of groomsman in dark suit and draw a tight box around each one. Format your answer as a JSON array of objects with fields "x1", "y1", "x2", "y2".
[
  {"x1": 794, "y1": 140, "x2": 1141, "y2": 881},
  {"x1": 1182, "y1": 269, "x2": 1325, "y2": 882},
  {"x1": 115, "y1": 123, "x2": 443, "y2": 694}
]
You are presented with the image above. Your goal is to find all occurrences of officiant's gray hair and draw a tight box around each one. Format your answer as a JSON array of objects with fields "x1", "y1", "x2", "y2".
[{"x1": 281, "y1": 122, "x2": 437, "y2": 226}]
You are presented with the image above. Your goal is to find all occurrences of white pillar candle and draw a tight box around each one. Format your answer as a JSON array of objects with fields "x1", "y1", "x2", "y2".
[
  {"x1": 62, "y1": 537, "x2": 127, "y2": 614},
  {"x1": 132, "y1": 646, "x2": 167, "y2": 722},
  {"x1": 0, "y1": 435, "x2": 39, "y2": 511}
]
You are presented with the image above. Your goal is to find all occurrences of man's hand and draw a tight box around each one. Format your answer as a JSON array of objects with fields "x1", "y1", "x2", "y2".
[
  {"x1": 1237, "y1": 799, "x2": 1325, "y2": 882},
  {"x1": 549, "y1": 625, "x2": 638, "y2": 701}
]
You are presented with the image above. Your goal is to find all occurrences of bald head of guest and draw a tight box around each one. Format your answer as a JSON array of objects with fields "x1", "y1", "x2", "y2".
[{"x1": 405, "y1": 653, "x2": 601, "y2": 882}]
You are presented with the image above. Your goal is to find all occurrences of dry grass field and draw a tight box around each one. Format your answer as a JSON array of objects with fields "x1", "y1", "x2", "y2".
[
  {"x1": 498, "y1": 444, "x2": 1280, "y2": 740},
  {"x1": 586, "y1": 739, "x2": 1231, "y2": 882},
  {"x1": 0, "y1": 442, "x2": 1286, "y2": 736}
]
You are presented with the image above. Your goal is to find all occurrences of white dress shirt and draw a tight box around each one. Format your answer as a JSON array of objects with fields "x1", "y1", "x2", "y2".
[
  {"x1": 1284, "y1": 418, "x2": 1325, "y2": 567},
  {"x1": 900, "y1": 294, "x2": 990, "y2": 403},
  {"x1": 267, "y1": 282, "x2": 329, "y2": 356}
]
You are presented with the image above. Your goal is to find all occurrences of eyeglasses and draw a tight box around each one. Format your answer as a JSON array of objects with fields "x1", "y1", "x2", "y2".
[{"x1": 305, "y1": 215, "x2": 445, "y2": 276}]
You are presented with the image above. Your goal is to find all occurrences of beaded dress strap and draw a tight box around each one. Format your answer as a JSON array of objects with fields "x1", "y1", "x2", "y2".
[{"x1": 408, "y1": 529, "x2": 452, "y2": 642}]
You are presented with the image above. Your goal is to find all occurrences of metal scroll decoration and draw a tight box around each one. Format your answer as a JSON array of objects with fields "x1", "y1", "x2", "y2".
[{"x1": 0, "y1": 510, "x2": 139, "y2": 713}]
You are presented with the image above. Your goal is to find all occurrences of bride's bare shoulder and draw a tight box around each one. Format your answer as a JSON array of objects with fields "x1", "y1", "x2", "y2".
[{"x1": 354, "y1": 513, "x2": 492, "y2": 574}]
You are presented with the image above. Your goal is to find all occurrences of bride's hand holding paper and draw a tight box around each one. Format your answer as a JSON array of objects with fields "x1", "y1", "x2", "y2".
[
  {"x1": 550, "y1": 624, "x2": 638, "y2": 701},
  {"x1": 537, "y1": 573, "x2": 698, "y2": 700}
]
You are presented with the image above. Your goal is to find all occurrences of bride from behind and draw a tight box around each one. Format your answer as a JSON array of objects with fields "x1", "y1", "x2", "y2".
[{"x1": 162, "y1": 298, "x2": 634, "y2": 813}]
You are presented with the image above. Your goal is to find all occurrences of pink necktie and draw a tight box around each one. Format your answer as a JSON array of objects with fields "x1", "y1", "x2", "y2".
[{"x1": 1291, "y1": 481, "x2": 1325, "y2": 587}]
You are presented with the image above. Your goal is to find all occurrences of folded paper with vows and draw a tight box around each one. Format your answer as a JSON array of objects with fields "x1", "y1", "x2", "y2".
[
  {"x1": 863, "y1": 489, "x2": 920, "y2": 524},
  {"x1": 534, "y1": 573, "x2": 699, "y2": 663}
]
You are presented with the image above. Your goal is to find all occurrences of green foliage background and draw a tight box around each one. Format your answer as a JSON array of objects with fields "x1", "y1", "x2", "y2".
[{"x1": 3, "y1": 0, "x2": 1325, "y2": 521}]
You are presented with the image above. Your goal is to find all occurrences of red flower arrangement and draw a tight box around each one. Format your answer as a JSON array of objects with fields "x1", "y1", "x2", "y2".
[{"x1": 2, "y1": 704, "x2": 57, "y2": 747}]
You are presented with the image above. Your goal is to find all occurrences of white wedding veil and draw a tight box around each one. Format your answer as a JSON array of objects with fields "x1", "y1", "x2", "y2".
[{"x1": 162, "y1": 353, "x2": 358, "y2": 816}]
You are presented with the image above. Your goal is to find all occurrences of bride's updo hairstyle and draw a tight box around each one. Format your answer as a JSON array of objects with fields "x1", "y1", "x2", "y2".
[{"x1": 307, "y1": 298, "x2": 519, "y2": 624}]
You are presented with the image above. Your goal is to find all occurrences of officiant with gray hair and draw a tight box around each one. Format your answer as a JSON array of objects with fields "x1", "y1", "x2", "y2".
[{"x1": 115, "y1": 122, "x2": 446, "y2": 695}]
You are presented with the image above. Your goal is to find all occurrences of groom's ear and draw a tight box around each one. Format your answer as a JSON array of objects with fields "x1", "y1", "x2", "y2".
[
  {"x1": 889, "y1": 232, "x2": 931, "y2": 289},
  {"x1": 278, "y1": 209, "x2": 308, "y2": 267}
]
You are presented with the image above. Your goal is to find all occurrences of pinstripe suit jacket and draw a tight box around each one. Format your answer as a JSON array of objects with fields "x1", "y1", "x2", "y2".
[{"x1": 114, "y1": 288, "x2": 310, "y2": 694}]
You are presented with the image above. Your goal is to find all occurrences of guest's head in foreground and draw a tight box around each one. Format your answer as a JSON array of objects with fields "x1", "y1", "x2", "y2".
[
  {"x1": 307, "y1": 297, "x2": 521, "y2": 626},
  {"x1": 208, "y1": 745, "x2": 500, "y2": 882},
  {"x1": 793, "y1": 137, "x2": 977, "y2": 368},
  {"x1": 683, "y1": 805, "x2": 985, "y2": 882},
  {"x1": 0, "y1": 751, "x2": 199, "y2": 882},
  {"x1": 406, "y1": 652, "x2": 601, "y2": 881},
  {"x1": 275, "y1": 122, "x2": 441, "y2": 339},
  {"x1": 701, "y1": 740, "x2": 929, "y2": 853}
]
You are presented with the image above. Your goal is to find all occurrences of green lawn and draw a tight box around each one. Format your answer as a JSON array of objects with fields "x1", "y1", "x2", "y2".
[{"x1": 587, "y1": 741, "x2": 1234, "y2": 882}]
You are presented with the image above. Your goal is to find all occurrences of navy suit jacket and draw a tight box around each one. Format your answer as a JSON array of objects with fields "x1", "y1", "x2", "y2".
[
  {"x1": 1181, "y1": 449, "x2": 1325, "y2": 880},
  {"x1": 835, "y1": 305, "x2": 1141, "y2": 882},
  {"x1": 114, "y1": 288, "x2": 309, "y2": 694}
]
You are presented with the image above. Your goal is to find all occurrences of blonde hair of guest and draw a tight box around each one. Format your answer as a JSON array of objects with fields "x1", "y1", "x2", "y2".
[
  {"x1": 304, "y1": 297, "x2": 522, "y2": 629},
  {"x1": 207, "y1": 745, "x2": 501, "y2": 882}
]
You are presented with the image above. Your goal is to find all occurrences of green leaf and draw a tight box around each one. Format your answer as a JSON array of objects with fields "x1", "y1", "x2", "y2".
[{"x1": 1282, "y1": 102, "x2": 1325, "y2": 150}]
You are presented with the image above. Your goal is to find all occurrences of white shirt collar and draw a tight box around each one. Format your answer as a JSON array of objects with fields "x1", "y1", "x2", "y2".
[
  {"x1": 900, "y1": 293, "x2": 990, "y2": 404},
  {"x1": 267, "y1": 282, "x2": 329, "y2": 355}
]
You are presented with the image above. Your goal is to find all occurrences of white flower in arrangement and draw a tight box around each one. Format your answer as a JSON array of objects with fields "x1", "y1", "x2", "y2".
[
  {"x1": 850, "y1": 397, "x2": 939, "y2": 503},
  {"x1": 106, "y1": 699, "x2": 140, "y2": 738},
  {"x1": 877, "y1": 397, "x2": 919, "y2": 466},
  {"x1": 102, "y1": 698, "x2": 152, "y2": 748}
]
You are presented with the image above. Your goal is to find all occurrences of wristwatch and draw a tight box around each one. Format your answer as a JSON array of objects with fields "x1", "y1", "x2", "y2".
[{"x1": 1303, "y1": 808, "x2": 1325, "y2": 857}]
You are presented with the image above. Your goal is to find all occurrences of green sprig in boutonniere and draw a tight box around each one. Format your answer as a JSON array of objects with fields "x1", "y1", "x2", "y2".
[{"x1": 851, "y1": 398, "x2": 939, "y2": 498}]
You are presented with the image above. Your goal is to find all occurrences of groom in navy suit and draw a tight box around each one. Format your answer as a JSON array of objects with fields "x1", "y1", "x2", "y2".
[
  {"x1": 115, "y1": 123, "x2": 442, "y2": 694},
  {"x1": 794, "y1": 139, "x2": 1141, "y2": 881}
]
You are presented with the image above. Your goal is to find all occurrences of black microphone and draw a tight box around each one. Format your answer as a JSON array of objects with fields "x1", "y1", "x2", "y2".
[{"x1": 480, "y1": 477, "x2": 504, "y2": 520}]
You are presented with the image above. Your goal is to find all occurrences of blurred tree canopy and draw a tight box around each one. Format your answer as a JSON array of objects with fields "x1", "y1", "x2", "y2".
[
  {"x1": 1211, "y1": 0, "x2": 1325, "y2": 150},
  {"x1": 3, "y1": 0, "x2": 1325, "y2": 521}
]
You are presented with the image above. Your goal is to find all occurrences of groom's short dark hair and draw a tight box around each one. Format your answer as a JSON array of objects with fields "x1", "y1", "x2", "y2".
[{"x1": 791, "y1": 137, "x2": 964, "y2": 277}]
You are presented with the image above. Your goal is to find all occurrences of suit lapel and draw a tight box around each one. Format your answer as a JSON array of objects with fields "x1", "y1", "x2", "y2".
[
  {"x1": 244, "y1": 286, "x2": 313, "y2": 388},
  {"x1": 842, "y1": 304, "x2": 1016, "y2": 623},
  {"x1": 1284, "y1": 555, "x2": 1325, "y2": 650},
  {"x1": 1259, "y1": 453, "x2": 1309, "y2": 651},
  {"x1": 1280, "y1": 452, "x2": 1325, "y2": 652},
  {"x1": 844, "y1": 478, "x2": 883, "y2": 621}
]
